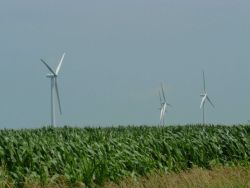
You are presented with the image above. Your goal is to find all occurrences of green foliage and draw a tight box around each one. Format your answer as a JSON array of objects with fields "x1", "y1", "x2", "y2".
[{"x1": 0, "y1": 125, "x2": 249, "y2": 187}]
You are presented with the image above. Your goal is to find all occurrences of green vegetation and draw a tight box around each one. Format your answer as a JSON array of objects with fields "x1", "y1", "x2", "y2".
[{"x1": 0, "y1": 125, "x2": 249, "y2": 187}]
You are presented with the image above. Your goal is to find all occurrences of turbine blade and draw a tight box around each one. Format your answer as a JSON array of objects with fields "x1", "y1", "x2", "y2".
[
  {"x1": 41, "y1": 59, "x2": 56, "y2": 75},
  {"x1": 167, "y1": 103, "x2": 172, "y2": 107},
  {"x1": 56, "y1": 53, "x2": 65, "y2": 75},
  {"x1": 200, "y1": 96, "x2": 206, "y2": 109},
  {"x1": 206, "y1": 96, "x2": 215, "y2": 108},
  {"x1": 164, "y1": 103, "x2": 167, "y2": 112},
  {"x1": 159, "y1": 91, "x2": 163, "y2": 106},
  {"x1": 55, "y1": 79, "x2": 62, "y2": 114},
  {"x1": 203, "y1": 70, "x2": 206, "y2": 92},
  {"x1": 161, "y1": 83, "x2": 166, "y2": 102},
  {"x1": 162, "y1": 104, "x2": 167, "y2": 117},
  {"x1": 160, "y1": 108, "x2": 163, "y2": 120}
]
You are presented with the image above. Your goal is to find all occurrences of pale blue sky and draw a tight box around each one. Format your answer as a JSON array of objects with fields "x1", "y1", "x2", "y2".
[{"x1": 0, "y1": 0, "x2": 250, "y2": 128}]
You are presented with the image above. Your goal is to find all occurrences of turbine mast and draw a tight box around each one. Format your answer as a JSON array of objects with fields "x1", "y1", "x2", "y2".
[
  {"x1": 51, "y1": 77, "x2": 56, "y2": 127},
  {"x1": 202, "y1": 103, "x2": 205, "y2": 125}
]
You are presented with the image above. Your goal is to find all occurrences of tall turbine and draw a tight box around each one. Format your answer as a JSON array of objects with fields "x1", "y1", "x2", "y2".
[
  {"x1": 200, "y1": 71, "x2": 214, "y2": 125},
  {"x1": 41, "y1": 53, "x2": 65, "y2": 127},
  {"x1": 159, "y1": 83, "x2": 171, "y2": 126}
]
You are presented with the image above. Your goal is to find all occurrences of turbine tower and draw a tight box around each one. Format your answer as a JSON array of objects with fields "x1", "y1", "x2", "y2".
[
  {"x1": 41, "y1": 53, "x2": 65, "y2": 127},
  {"x1": 159, "y1": 83, "x2": 171, "y2": 126},
  {"x1": 200, "y1": 71, "x2": 214, "y2": 125}
]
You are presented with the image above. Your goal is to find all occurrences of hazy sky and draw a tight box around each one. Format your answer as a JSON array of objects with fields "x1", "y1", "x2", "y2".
[{"x1": 0, "y1": 0, "x2": 250, "y2": 128}]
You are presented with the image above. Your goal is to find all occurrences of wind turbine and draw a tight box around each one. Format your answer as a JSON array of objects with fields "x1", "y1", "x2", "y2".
[
  {"x1": 159, "y1": 83, "x2": 171, "y2": 126},
  {"x1": 41, "y1": 53, "x2": 65, "y2": 127},
  {"x1": 200, "y1": 71, "x2": 214, "y2": 125}
]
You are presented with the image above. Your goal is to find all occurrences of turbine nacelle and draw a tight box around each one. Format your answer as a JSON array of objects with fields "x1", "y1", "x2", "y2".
[
  {"x1": 46, "y1": 74, "x2": 56, "y2": 78},
  {"x1": 200, "y1": 93, "x2": 207, "y2": 97}
]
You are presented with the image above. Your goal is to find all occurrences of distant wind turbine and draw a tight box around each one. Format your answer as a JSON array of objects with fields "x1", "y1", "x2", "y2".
[
  {"x1": 200, "y1": 71, "x2": 214, "y2": 125},
  {"x1": 41, "y1": 53, "x2": 65, "y2": 127},
  {"x1": 159, "y1": 83, "x2": 172, "y2": 125}
]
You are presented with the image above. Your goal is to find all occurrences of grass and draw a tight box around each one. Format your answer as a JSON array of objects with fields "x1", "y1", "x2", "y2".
[
  {"x1": 4, "y1": 166, "x2": 248, "y2": 187},
  {"x1": 105, "y1": 166, "x2": 250, "y2": 188}
]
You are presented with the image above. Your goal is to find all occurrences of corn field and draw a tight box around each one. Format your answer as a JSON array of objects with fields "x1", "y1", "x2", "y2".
[{"x1": 0, "y1": 125, "x2": 250, "y2": 187}]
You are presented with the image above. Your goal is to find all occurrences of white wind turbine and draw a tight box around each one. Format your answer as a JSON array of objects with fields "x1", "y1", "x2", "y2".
[
  {"x1": 41, "y1": 53, "x2": 65, "y2": 127},
  {"x1": 159, "y1": 83, "x2": 171, "y2": 125},
  {"x1": 200, "y1": 71, "x2": 214, "y2": 125}
]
